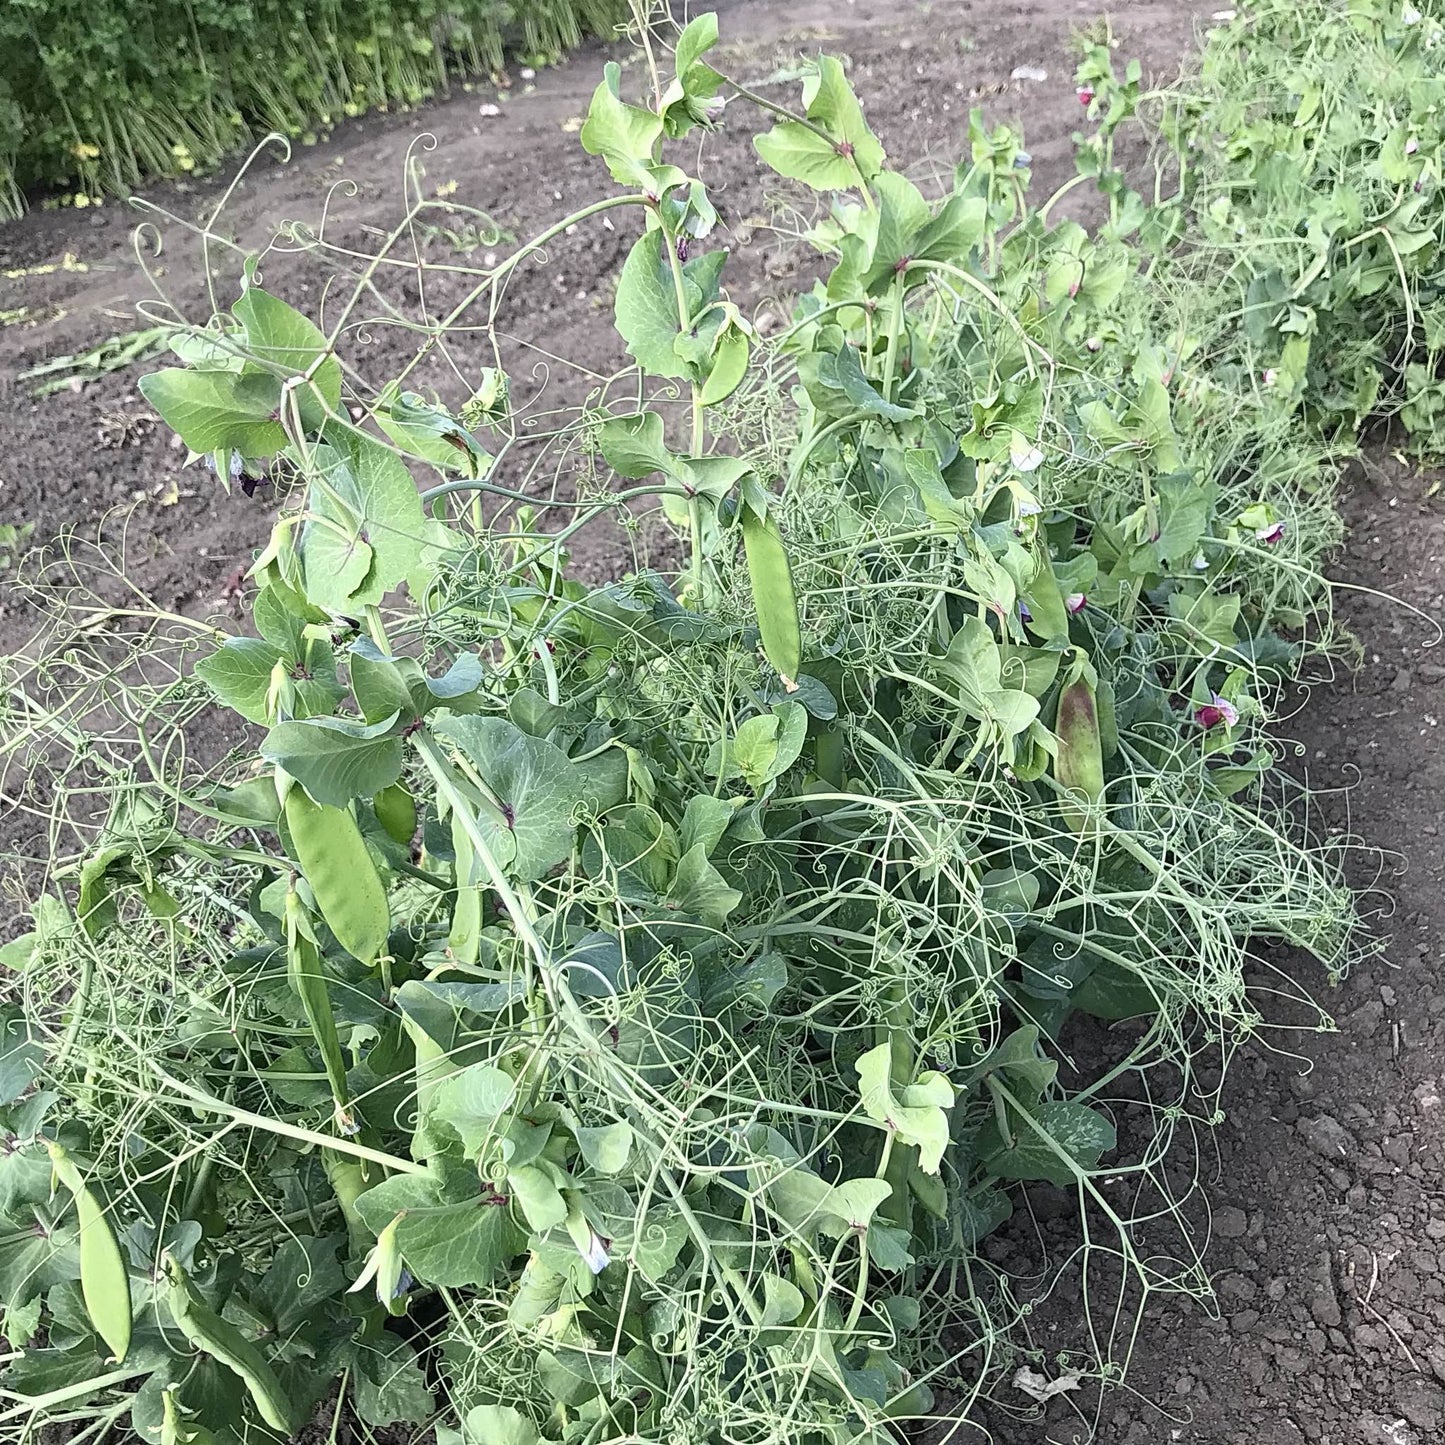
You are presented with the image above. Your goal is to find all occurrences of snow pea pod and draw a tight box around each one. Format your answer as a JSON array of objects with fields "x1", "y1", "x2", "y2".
[
  {"x1": 284, "y1": 887, "x2": 354, "y2": 1133},
  {"x1": 741, "y1": 503, "x2": 802, "y2": 689},
  {"x1": 163, "y1": 1252, "x2": 296, "y2": 1436},
  {"x1": 47, "y1": 1142, "x2": 131, "y2": 1363},
  {"x1": 373, "y1": 782, "x2": 417, "y2": 846},
  {"x1": 321, "y1": 1152, "x2": 371, "y2": 1260},
  {"x1": 1054, "y1": 676, "x2": 1106, "y2": 833},
  {"x1": 284, "y1": 788, "x2": 389, "y2": 966}
]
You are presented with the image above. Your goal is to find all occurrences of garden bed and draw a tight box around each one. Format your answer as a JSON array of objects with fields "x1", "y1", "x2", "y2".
[{"x1": 2, "y1": 3, "x2": 1444, "y2": 1443}]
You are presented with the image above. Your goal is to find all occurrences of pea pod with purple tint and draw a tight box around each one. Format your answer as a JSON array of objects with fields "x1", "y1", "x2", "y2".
[{"x1": 1054, "y1": 676, "x2": 1106, "y2": 833}]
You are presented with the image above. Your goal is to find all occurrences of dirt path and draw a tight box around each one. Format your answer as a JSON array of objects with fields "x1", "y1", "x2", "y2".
[{"x1": 9, "y1": 5, "x2": 1445, "y2": 1444}]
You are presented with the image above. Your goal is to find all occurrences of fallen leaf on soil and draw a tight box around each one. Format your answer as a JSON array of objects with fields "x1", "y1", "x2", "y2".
[{"x1": 1013, "y1": 1366, "x2": 1083, "y2": 1403}]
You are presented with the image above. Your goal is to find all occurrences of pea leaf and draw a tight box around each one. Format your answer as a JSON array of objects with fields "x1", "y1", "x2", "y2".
[
  {"x1": 454, "y1": 1404, "x2": 541, "y2": 1445},
  {"x1": 431, "y1": 1063, "x2": 517, "y2": 1156},
  {"x1": 665, "y1": 843, "x2": 742, "y2": 925},
  {"x1": 855, "y1": 1043, "x2": 955, "y2": 1173},
  {"x1": 261, "y1": 714, "x2": 403, "y2": 805},
  {"x1": 615, "y1": 231, "x2": 687, "y2": 379},
  {"x1": 195, "y1": 637, "x2": 343, "y2": 725},
  {"x1": 300, "y1": 433, "x2": 432, "y2": 611},
  {"x1": 984, "y1": 1099, "x2": 1116, "y2": 1187},
  {"x1": 598, "y1": 411, "x2": 673, "y2": 479},
  {"x1": 932, "y1": 616, "x2": 1040, "y2": 739},
  {"x1": 808, "y1": 344, "x2": 918, "y2": 422},
  {"x1": 581, "y1": 61, "x2": 665, "y2": 191},
  {"x1": 575, "y1": 1122, "x2": 633, "y2": 1175},
  {"x1": 435, "y1": 716, "x2": 591, "y2": 882},
  {"x1": 376, "y1": 387, "x2": 487, "y2": 477},
  {"x1": 755, "y1": 57, "x2": 885, "y2": 190},
  {"x1": 0, "y1": 1009, "x2": 43, "y2": 1106},
  {"x1": 138, "y1": 368, "x2": 285, "y2": 457},
  {"x1": 233, "y1": 284, "x2": 341, "y2": 432},
  {"x1": 354, "y1": 1169, "x2": 527, "y2": 1288},
  {"x1": 660, "y1": 12, "x2": 724, "y2": 137},
  {"x1": 350, "y1": 1335, "x2": 434, "y2": 1427}
]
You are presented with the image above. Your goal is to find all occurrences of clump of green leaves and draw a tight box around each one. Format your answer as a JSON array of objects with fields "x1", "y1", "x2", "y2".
[{"x1": 0, "y1": 5, "x2": 1403, "y2": 1443}]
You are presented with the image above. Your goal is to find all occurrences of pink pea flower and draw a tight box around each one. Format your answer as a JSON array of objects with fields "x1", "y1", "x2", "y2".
[
  {"x1": 1065, "y1": 592, "x2": 1087, "y2": 614},
  {"x1": 1256, "y1": 520, "x2": 1286, "y2": 544},
  {"x1": 1077, "y1": 85, "x2": 1095, "y2": 106},
  {"x1": 1195, "y1": 694, "x2": 1238, "y2": 730}
]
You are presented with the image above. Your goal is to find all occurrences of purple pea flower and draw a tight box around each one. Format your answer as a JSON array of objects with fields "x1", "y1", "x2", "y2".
[
  {"x1": 1195, "y1": 694, "x2": 1238, "y2": 730},
  {"x1": 1065, "y1": 592, "x2": 1088, "y2": 614},
  {"x1": 1256, "y1": 520, "x2": 1286, "y2": 545}
]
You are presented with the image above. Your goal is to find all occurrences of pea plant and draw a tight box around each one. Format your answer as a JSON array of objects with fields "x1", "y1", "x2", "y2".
[{"x1": 0, "y1": 6, "x2": 1382, "y2": 1443}]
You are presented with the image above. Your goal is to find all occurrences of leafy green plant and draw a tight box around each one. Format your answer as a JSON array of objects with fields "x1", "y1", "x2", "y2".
[
  {"x1": 1075, "y1": 0, "x2": 1445, "y2": 452},
  {"x1": 0, "y1": 0, "x2": 631, "y2": 218},
  {"x1": 0, "y1": 6, "x2": 1405, "y2": 1443}
]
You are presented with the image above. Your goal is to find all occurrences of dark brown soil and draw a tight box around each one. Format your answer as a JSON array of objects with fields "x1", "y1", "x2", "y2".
[{"x1": 7, "y1": 4, "x2": 1445, "y2": 1444}]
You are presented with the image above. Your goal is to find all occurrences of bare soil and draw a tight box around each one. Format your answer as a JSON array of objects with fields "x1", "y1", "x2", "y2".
[{"x1": 5, "y1": 3, "x2": 1445, "y2": 1443}]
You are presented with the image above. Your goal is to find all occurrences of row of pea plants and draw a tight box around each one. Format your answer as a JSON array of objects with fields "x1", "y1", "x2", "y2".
[{"x1": 3, "y1": 4, "x2": 1418, "y2": 1441}]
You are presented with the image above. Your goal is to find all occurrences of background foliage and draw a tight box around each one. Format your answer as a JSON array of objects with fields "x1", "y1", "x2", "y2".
[{"x1": 0, "y1": 0, "x2": 629, "y2": 218}]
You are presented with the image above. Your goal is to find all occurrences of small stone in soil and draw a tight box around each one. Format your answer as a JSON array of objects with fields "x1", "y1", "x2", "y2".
[
  {"x1": 1298, "y1": 1114, "x2": 1356, "y2": 1159},
  {"x1": 1214, "y1": 1204, "x2": 1248, "y2": 1238}
]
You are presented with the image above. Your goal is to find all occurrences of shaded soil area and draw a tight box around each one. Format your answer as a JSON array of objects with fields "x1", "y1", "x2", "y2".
[{"x1": 7, "y1": 3, "x2": 1445, "y2": 1444}]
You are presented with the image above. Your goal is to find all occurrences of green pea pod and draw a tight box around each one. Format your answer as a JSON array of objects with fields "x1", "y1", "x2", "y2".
[
  {"x1": 47, "y1": 1143, "x2": 131, "y2": 1364},
  {"x1": 284, "y1": 788, "x2": 390, "y2": 966},
  {"x1": 740, "y1": 503, "x2": 802, "y2": 688},
  {"x1": 373, "y1": 782, "x2": 417, "y2": 846},
  {"x1": 321, "y1": 1152, "x2": 371, "y2": 1260},
  {"x1": 163, "y1": 1253, "x2": 296, "y2": 1436},
  {"x1": 1054, "y1": 677, "x2": 1106, "y2": 833},
  {"x1": 284, "y1": 889, "x2": 354, "y2": 1133}
]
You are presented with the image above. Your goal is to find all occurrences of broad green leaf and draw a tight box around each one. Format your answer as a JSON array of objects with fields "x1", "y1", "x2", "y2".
[
  {"x1": 760, "y1": 1272, "x2": 806, "y2": 1326},
  {"x1": 435, "y1": 716, "x2": 591, "y2": 882},
  {"x1": 856, "y1": 1044, "x2": 954, "y2": 1173},
  {"x1": 700, "y1": 950, "x2": 787, "y2": 1012},
  {"x1": 432, "y1": 1063, "x2": 517, "y2": 1156},
  {"x1": 348, "y1": 640, "x2": 417, "y2": 725},
  {"x1": 615, "y1": 231, "x2": 688, "y2": 379},
  {"x1": 0, "y1": 1009, "x2": 43, "y2": 1106},
  {"x1": 809, "y1": 344, "x2": 917, "y2": 422},
  {"x1": 598, "y1": 411, "x2": 673, "y2": 479},
  {"x1": 300, "y1": 432, "x2": 432, "y2": 611},
  {"x1": 575, "y1": 1122, "x2": 634, "y2": 1174},
  {"x1": 666, "y1": 844, "x2": 742, "y2": 925},
  {"x1": 354, "y1": 1170, "x2": 527, "y2": 1288},
  {"x1": 933, "y1": 616, "x2": 1039, "y2": 738},
  {"x1": 660, "y1": 12, "x2": 725, "y2": 137},
  {"x1": 459, "y1": 1403, "x2": 541, "y2": 1445},
  {"x1": 138, "y1": 368, "x2": 285, "y2": 457},
  {"x1": 507, "y1": 1164, "x2": 568, "y2": 1232},
  {"x1": 233, "y1": 284, "x2": 341, "y2": 431},
  {"x1": 816, "y1": 1178, "x2": 893, "y2": 1236},
  {"x1": 678, "y1": 793, "x2": 736, "y2": 856},
  {"x1": 195, "y1": 637, "x2": 342, "y2": 725},
  {"x1": 914, "y1": 192, "x2": 988, "y2": 263},
  {"x1": 581, "y1": 62, "x2": 666, "y2": 190},
  {"x1": 376, "y1": 388, "x2": 487, "y2": 477},
  {"x1": 261, "y1": 714, "x2": 402, "y2": 806},
  {"x1": 985, "y1": 1099, "x2": 1115, "y2": 1187},
  {"x1": 755, "y1": 56, "x2": 885, "y2": 190},
  {"x1": 755, "y1": 121, "x2": 859, "y2": 190},
  {"x1": 250, "y1": 1236, "x2": 345, "y2": 1334},
  {"x1": 805, "y1": 56, "x2": 885, "y2": 178},
  {"x1": 351, "y1": 1335, "x2": 434, "y2": 1427}
]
